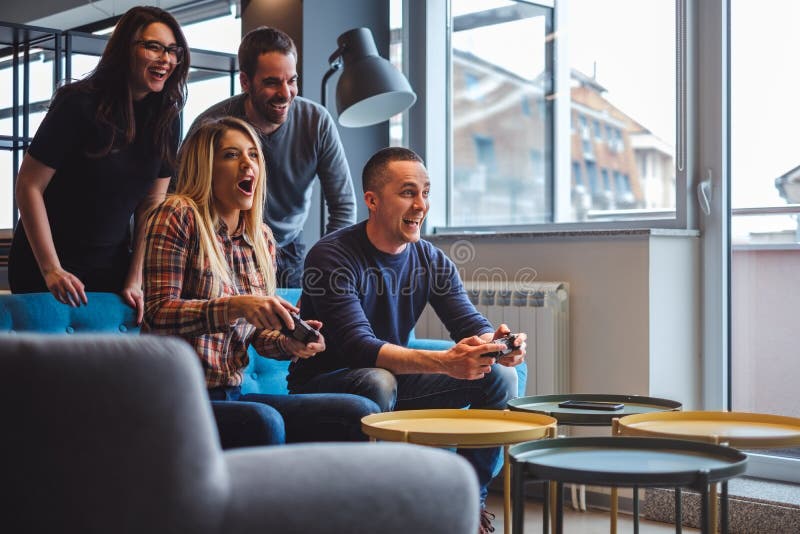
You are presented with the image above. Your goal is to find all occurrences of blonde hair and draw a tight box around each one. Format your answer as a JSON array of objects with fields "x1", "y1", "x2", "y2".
[{"x1": 170, "y1": 116, "x2": 275, "y2": 296}]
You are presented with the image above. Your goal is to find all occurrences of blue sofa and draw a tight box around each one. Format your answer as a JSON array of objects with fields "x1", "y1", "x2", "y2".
[{"x1": 0, "y1": 289, "x2": 526, "y2": 396}]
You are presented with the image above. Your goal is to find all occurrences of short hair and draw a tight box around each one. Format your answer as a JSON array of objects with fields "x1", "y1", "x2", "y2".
[
  {"x1": 362, "y1": 147, "x2": 425, "y2": 193},
  {"x1": 238, "y1": 26, "x2": 297, "y2": 79}
]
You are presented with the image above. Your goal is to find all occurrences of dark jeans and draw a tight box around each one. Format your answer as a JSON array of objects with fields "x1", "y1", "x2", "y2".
[
  {"x1": 291, "y1": 365, "x2": 518, "y2": 504},
  {"x1": 208, "y1": 386, "x2": 379, "y2": 446},
  {"x1": 275, "y1": 235, "x2": 306, "y2": 288}
]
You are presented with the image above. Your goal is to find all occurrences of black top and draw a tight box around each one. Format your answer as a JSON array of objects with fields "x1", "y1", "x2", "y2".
[{"x1": 9, "y1": 89, "x2": 178, "y2": 292}]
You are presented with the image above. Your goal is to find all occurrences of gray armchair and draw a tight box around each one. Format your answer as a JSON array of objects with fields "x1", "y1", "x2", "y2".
[{"x1": 0, "y1": 334, "x2": 478, "y2": 533}]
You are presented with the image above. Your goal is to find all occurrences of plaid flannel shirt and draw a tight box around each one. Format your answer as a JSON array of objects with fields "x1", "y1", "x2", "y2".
[{"x1": 143, "y1": 197, "x2": 289, "y2": 388}]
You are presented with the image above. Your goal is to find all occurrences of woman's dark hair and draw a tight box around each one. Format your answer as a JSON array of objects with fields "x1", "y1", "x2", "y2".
[{"x1": 55, "y1": 5, "x2": 189, "y2": 165}]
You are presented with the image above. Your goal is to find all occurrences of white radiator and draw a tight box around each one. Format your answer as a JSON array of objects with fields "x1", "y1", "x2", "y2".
[{"x1": 415, "y1": 281, "x2": 570, "y2": 396}]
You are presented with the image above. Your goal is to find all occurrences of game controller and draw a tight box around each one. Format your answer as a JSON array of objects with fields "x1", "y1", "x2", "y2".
[
  {"x1": 280, "y1": 311, "x2": 320, "y2": 344},
  {"x1": 483, "y1": 334, "x2": 518, "y2": 358}
]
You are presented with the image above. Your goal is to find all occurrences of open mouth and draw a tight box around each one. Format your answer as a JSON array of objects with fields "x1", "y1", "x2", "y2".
[
  {"x1": 148, "y1": 65, "x2": 169, "y2": 80},
  {"x1": 403, "y1": 218, "x2": 422, "y2": 228},
  {"x1": 237, "y1": 178, "x2": 254, "y2": 194},
  {"x1": 269, "y1": 100, "x2": 289, "y2": 112}
]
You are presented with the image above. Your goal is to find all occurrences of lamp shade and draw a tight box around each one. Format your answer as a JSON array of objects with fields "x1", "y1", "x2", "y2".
[{"x1": 333, "y1": 28, "x2": 416, "y2": 127}]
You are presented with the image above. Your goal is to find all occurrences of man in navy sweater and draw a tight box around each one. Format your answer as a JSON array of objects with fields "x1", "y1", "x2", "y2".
[{"x1": 288, "y1": 147, "x2": 526, "y2": 533}]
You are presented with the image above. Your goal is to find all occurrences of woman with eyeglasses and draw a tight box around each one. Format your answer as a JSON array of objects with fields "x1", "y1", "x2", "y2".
[{"x1": 9, "y1": 6, "x2": 189, "y2": 323}]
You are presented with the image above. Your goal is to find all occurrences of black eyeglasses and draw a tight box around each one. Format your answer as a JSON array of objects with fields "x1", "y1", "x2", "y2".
[{"x1": 135, "y1": 40, "x2": 184, "y2": 64}]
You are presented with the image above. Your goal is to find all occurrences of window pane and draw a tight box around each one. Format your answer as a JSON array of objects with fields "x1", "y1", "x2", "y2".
[
  {"x1": 450, "y1": 0, "x2": 552, "y2": 226},
  {"x1": 567, "y1": 0, "x2": 676, "y2": 222},
  {"x1": 730, "y1": 0, "x2": 800, "y2": 473},
  {"x1": 389, "y1": 0, "x2": 404, "y2": 147},
  {"x1": 448, "y1": 0, "x2": 677, "y2": 228}
]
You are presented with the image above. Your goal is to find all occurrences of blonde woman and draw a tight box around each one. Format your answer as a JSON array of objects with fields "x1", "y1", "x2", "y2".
[{"x1": 143, "y1": 117, "x2": 377, "y2": 445}]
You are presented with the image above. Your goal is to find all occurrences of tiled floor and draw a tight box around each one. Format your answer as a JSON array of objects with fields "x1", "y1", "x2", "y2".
[{"x1": 484, "y1": 492, "x2": 699, "y2": 533}]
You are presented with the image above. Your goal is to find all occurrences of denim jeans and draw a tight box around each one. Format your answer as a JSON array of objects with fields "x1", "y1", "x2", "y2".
[
  {"x1": 275, "y1": 235, "x2": 306, "y2": 288},
  {"x1": 208, "y1": 386, "x2": 379, "y2": 446},
  {"x1": 291, "y1": 365, "x2": 518, "y2": 504}
]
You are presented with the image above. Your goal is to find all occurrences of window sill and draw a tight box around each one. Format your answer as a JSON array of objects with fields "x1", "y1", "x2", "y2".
[{"x1": 425, "y1": 227, "x2": 700, "y2": 242}]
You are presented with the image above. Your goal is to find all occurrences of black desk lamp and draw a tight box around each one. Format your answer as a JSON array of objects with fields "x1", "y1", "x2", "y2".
[
  {"x1": 321, "y1": 27, "x2": 416, "y2": 127},
  {"x1": 317, "y1": 27, "x2": 417, "y2": 236}
]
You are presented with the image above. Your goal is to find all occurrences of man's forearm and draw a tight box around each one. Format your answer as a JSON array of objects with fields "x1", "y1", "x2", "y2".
[{"x1": 374, "y1": 343, "x2": 445, "y2": 375}]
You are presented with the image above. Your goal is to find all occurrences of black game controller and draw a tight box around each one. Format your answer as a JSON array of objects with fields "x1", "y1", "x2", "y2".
[
  {"x1": 280, "y1": 311, "x2": 320, "y2": 344},
  {"x1": 483, "y1": 334, "x2": 518, "y2": 358}
]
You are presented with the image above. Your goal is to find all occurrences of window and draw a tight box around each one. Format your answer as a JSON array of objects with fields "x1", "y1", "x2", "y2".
[
  {"x1": 444, "y1": 0, "x2": 678, "y2": 229},
  {"x1": 450, "y1": 0, "x2": 552, "y2": 226},
  {"x1": 0, "y1": 7, "x2": 240, "y2": 232},
  {"x1": 729, "y1": 0, "x2": 800, "y2": 481}
]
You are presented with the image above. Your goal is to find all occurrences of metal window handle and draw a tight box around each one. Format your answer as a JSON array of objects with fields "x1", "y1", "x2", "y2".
[{"x1": 698, "y1": 169, "x2": 713, "y2": 216}]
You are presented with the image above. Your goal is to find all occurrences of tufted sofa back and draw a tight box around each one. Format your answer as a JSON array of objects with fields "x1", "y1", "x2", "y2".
[
  {"x1": 0, "y1": 292, "x2": 139, "y2": 334},
  {"x1": 0, "y1": 290, "x2": 300, "y2": 395}
]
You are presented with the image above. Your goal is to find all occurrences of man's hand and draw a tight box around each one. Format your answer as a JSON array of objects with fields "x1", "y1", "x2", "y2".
[
  {"x1": 440, "y1": 335, "x2": 509, "y2": 380},
  {"x1": 44, "y1": 267, "x2": 88, "y2": 308},
  {"x1": 283, "y1": 319, "x2": 325, "y2": 361},
  {"x1": 490, "y1": 324, "x2": 527, "y2": 368},
  {"x1": 229, "y1": 295, "x2": 297, "y2": 331}
]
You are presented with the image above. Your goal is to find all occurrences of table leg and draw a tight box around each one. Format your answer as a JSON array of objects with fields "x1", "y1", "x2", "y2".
[
  {"x1": 720, "y1": 481, "x2": 729, "y2": 534},
  {"x1": 542, "y1": 481, "x2": 550, "y2": 534},
  {"x1": 555, "y1": 482, "x2": 564, "y2": 534},
  {"x1": 512, "y1": 462, "x2": 525, "y2": 534},
  {"x1": 610, "y1": 487, "x2": 618, "y2": 534},
  {"x1": 710, "y1": 483, "x2": 718, "y2": 533},
  {"x1": 675, "y1": 488, "x2": 682, "y2": 534},
  {"x1": 633, "y1": 486, "x2": 640, "y2": 534},
  {"x1": 700, "y1": 485, "x2": 710, "y2": 534},
  {"x1": 504, "y1": 445, "x2": 511, "y2": 534},
  {"x1": 550, "y1": 481, "x2": 557, "y2": 534}
]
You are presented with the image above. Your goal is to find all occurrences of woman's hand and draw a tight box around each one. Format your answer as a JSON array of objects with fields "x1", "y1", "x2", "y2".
[
  {"x1": 120, "y1": 284, "x2": 144, "y2": 324},
  {"x1": 229, "y1": 294, "x2": 297, "y2": 331},
  {"x1": 282, "y1": 320, "x2": 325, "y2": 360},
  {"x1": 44, "y1": 267, "x2": 87, "y2": 307}
]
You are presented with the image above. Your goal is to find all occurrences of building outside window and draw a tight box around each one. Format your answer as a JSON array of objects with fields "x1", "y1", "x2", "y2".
[{"x1": 448, "y1": 0, "x2": 676, "y2": 227}]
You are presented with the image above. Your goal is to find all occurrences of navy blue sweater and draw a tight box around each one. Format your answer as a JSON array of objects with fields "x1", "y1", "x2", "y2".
[{"x1": 288, "y1": 221, "x2": 492, "y2": 388}]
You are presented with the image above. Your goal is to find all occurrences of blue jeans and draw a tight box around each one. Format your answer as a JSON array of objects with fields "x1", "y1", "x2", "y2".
[
  {"x1": 208, "y1": 386, "x2": 379, "y2": 446},
  {"x1": 291, "y1": 365, "x2": 518, "y2": 504},
  {"x1": 276, "y1": 235, "x2": 306, "y2": 288}
]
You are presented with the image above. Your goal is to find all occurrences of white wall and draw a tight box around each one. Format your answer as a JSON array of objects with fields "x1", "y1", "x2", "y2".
[{"x1": 428, "y1": 230, "x2": 701, "y2": 408}]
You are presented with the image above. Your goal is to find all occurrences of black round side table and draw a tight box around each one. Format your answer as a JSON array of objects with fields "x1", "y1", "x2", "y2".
[{"x1": 509, "y1": 436, "x2": 747, "y2": 534}]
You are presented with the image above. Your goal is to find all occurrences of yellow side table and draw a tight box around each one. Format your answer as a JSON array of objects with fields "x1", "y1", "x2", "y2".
[
  {"x1": 614, "y1": 411, "x2": 800, "y2": 533},
  {"x1": 362, "y1": 409, "x2": 557, "y2": 534}
]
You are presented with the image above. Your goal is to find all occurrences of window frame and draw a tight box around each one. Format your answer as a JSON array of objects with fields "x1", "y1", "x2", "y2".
[
  {"x1": 408, "y1": 0, "x2": 798, "y2": 484},
  {"x1": 408, "y1": 0, "x2": 692, "y2": 235}
]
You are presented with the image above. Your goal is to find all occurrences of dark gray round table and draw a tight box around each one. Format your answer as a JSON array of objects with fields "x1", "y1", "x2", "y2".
[
  {"x1": 508, "y1": 393, "x2": 682, "y2": 532},
  {"x1": 510, "y1": 436, "x2": 747, "y2": 534},
  {"x1": 507, "y1": 394, "x2": 682, "y2": 426}
]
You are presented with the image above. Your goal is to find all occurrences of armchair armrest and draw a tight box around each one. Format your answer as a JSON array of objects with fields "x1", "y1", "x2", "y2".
[{"x1": 222, "y1": 443, "x2": 478, "y2": 534}]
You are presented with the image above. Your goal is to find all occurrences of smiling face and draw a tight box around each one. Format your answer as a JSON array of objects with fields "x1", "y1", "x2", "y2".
[
  {"x1": 365, "y1": 160, "x2": 430, "y2": 254},
  {"x1": 211, "y1": 128, "x2": 260, "y2": 231},
  {"x1": 129, "y1": 22, "x2": 177, "y2": 101},
  {"x1": 240, "y1": 51, "x2": 298, "y2": 134}
]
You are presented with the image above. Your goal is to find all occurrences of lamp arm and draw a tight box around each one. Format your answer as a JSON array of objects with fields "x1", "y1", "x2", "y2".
[
  {"x1": 320, "y1": 62, "x2": 342, "y2": 109},
  {"x1": 319, "y1": 59, "x2": 342, "y2": 239}
]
